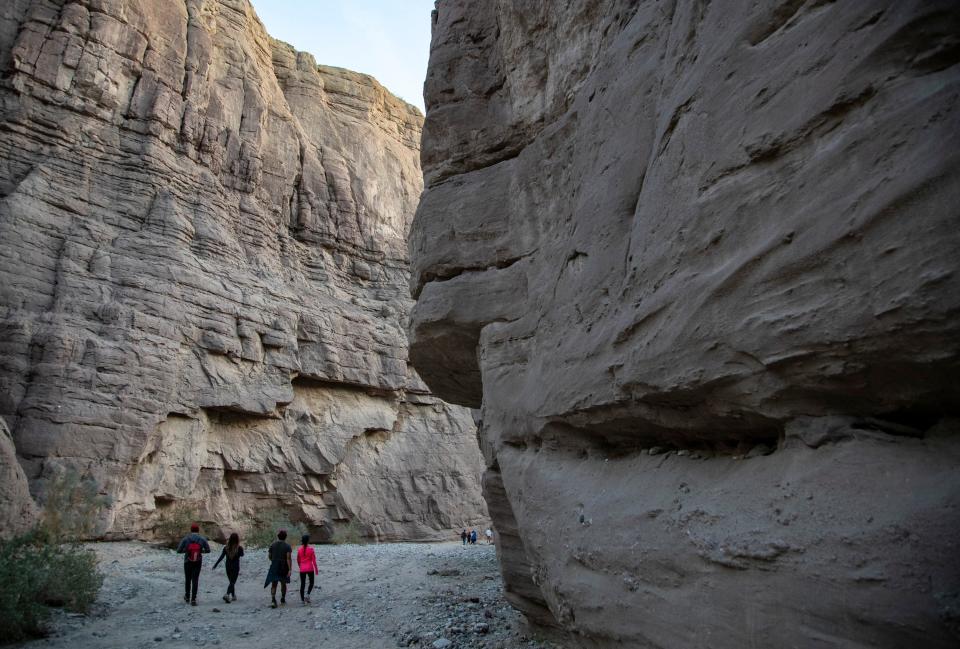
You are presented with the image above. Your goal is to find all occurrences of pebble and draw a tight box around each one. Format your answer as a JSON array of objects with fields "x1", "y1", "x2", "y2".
[{"x1": 432, "y1": 639, "x2": 452, "y2": 649}]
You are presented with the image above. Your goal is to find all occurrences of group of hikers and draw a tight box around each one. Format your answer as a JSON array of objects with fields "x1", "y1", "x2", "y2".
[
  {"x1": 176, "y1": 524, "x2": 317, "y2": 608},
  {"x1": 176, "y1": 522, "x2": 494, "y2": 606},
  {"x1": 460, "y1": 528, "x2": 493, "y2": 545}
]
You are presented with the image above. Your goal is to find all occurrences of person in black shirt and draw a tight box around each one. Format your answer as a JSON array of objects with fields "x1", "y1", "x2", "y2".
[
  {"x1": 212, "y1": 532, "x2": 244, "y2": 603},
  {"x1": 263, "y1": 529, "x2": 292, "y2": 608}
]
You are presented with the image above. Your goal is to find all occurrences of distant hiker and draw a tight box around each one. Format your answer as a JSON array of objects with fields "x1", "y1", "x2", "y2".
[
  {"x1": 485, "y1": 528, "x2": 493, "y2": 544},
  {"x1": 264, "y1": 529, "x2": 293, "y2": 608},
  {"x1": 470, "y1": 529, "x2": 478, "y2": 545},
  {"x1": 176, "y1": 523, "x2": 211, "y2": 606},
  {"x1": 460, "y1": 529, "x2": 468, "y2": 545},
  {"x1": 212, "y1": 532, "x2": 244, "y2": 603},
  {"x1": 297, "y1": 534, "x2": 319, "y2": 605}
]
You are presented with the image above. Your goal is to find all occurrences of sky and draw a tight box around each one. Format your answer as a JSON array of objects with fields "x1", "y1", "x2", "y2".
[{"x1": 251, "y1": 1, "x2": 436, "y2": 112}]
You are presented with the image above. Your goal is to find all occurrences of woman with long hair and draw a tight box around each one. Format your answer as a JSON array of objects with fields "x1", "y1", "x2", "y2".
[
  {"x1": 297, "y1": 534, "x2": 319, "y2": 604},
  {"x1": 212, "y1": 532, "x2": 244, "y2": 603}
]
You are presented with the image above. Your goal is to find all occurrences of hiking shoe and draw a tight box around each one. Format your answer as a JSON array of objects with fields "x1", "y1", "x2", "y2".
[
  {"x1": 184, "y1": 595, "x2": 189, "y2": 604},
  {"x1": 191, "y1": 600, "x2": 197, "y2": 607},
  {"x1": 305, "y1": 596, "x2": 311, "y2": 604},
  {"x1": 270, "y1": 599, "x2": 278, "y2": 609},
  {"x1": 223, "y1": 595, "x2": 230, "y2": 603}
]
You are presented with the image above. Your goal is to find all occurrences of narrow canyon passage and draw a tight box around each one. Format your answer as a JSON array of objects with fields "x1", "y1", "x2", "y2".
[{"x1": 1, "y1": 0, "x2": 958, "y2": 648}]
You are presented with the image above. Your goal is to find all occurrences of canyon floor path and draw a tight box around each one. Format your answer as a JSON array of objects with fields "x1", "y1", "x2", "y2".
[{"x1": 17, "y1": 542, "x2": 564, "y2": 649}]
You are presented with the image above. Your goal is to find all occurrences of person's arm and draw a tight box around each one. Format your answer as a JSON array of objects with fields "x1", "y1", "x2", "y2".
[
  {"x1": 312, "y1": 548, "x2": 318, "y2": 575},
  {"x1": 212, "y1": 547, "x2": 225, "y2": 569},
  {"x1": 286, "y1": 549, "x2": 292, "y2": 575},
  {"x1": 176, "y1": 536, "x2": 187, "y2": 554},
  {"x1": 268, "y1": 543, "x2": 273, "y2": 562},
  {"x1": 238, "y1": 546, "x2": 244, "y2": 558}
]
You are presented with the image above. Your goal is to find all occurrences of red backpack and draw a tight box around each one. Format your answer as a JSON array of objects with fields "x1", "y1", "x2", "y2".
[{"x1": 186, "y1": 541, "x2": 202, "y2": 562}]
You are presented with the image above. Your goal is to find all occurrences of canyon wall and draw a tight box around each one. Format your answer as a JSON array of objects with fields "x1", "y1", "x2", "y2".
[
  {"x1": 0, "y1": 0, "x2": 488, "y2": 542},
  {"x1": 410, "y1": 0, "x2": 960, "y2": 646}
]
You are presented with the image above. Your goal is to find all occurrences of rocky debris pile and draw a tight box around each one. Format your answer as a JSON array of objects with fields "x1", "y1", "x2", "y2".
[
  {"x1": 409, "y1": 1, "x2": 960, "y2": 647},
  {"x1": 0, "y1": 0, "x2": 487, "y2": 540}
]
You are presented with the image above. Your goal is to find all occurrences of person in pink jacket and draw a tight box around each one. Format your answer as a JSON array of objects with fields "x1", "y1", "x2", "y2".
[{"x1": 297, "y1": 534, "x2": 319, "y2": 604}]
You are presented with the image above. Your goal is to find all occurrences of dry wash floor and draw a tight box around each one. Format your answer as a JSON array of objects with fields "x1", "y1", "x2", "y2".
[{"x1": 16, "y1": 541, "x2": 565, "y2": 649}]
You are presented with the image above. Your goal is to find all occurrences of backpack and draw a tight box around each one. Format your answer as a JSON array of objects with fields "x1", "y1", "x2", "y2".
[{"x1": 186, "y1": 540, "x2": 202, "y2": 562}]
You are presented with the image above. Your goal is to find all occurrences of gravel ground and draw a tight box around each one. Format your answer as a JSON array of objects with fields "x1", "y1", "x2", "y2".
[{"x1": 15, "y1": 541, "x2": 567, "y2": 649}]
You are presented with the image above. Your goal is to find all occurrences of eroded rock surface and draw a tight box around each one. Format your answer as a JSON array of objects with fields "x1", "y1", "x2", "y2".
[
  {"x1": 411, "y1": 1, "x2": 960, "y2": 646},
  {"x1": 0, "y1": 416, "x2": 37, "y2": 537},
  {"x1": 0, "y1": 0, "x2": 488, "y2": 542}
]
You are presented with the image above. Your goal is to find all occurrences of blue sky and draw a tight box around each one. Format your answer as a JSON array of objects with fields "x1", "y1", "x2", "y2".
[{"x1": 251, "y1": 0, "x2": 436, "y2": 111}]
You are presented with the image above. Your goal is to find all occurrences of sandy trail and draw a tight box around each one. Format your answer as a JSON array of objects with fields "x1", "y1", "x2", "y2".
[{"x1": 16, "y1": 541, "x2": 564, "y2": 649}]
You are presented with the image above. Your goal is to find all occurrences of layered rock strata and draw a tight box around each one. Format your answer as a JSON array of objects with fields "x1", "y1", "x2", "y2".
[
  {"x1": 0, "y1": 417, "x2": 37, "y2": 537},
  {"x1": 0, "y1": 0, "x2": 488, "y2": 541},
  {"x1": 410, "y1": 1, "x2": 960, "y2": 646}
]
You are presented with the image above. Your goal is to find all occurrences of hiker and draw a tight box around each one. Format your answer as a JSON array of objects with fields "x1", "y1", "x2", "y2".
[
  {"x1": 485, "y1": 528, "x2": 493, "y2": 544},
  {"x1": 212, "y1": 532, "x2": 244, "y2": 603},
  {"x1": 470, "y1": 529, "x2": 478, "y2": 544},
  {"x1": 176, "y1": 523, "x2": 211, "y2": 606},
  {"x1": 264, "y1": 529, "x2": 293, "y2": 608},
  {"x1": 460, "y1": 529, "x2": 468, "y2": 545},
  {"x1": 297, "y1": 534, "x2": 319, "y2": 605}
]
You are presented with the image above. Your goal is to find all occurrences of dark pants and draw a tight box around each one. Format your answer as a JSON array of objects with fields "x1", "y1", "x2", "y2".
[
  {"x1": 226, "y1": 566, "x2": 239, "y2": 597},
  {"x1": 299, "y1": 572, "x2": 314, "y2": 600},
  {"x1": 184, "y1": 561, "x2": 202, "y2": 601}
]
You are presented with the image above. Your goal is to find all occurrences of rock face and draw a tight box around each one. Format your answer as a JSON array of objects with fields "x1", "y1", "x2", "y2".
[
  {"x1": 410, "y1": 1, "x2": 960, "y2": 646},
  {"x1": 0, "y1": 416, "x2": 37, "y2": 537},
  {"x1": 0, "y1": 0, "x2": 488, "y2": 542}
]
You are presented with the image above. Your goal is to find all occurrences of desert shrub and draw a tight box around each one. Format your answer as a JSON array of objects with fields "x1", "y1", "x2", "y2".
[
  {"x1": 1, "y1": 516, "x2": 104, "y2": 643},
  {"x1": 153, "y1": 501, "x2": 201, "y2": 548},
  {"x1": 330, "y1": 519, "x2": 367, "y2": 545},
  {"x1": 0, "y1": 470, "x2": 105, "y2": 642},
  {"x1": 35, "y1": 470, "x2": 110, "y2": 542},
  {"x1": 245, "y1": 508, "x2": 305, "y2": 548}
]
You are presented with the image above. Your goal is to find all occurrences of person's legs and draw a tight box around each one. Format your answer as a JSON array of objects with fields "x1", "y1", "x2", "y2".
[
  {"x1": 226, "y1": 567, "x2": 238, "y2": 599},
  {"x1": 183, "y1": 563, "x2": 190, "y2": 602},
  {"x1": 299, "y1": 572, "x2": 307, "y2": 602},
  {"x1": 188, "y1": 562, "x2": 201, "y2": 602},
  {"x1": 270, "y1": 582, "x2": 278, "y2": 607},
  {"x1": 307, "y1": 572, "x2": 314, "y2": 598},
  {"x1": 280, "y1": 580, "x2": 287, "y2": 604}
]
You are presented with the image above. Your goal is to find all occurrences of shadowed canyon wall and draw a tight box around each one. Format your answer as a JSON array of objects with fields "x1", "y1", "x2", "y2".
[
  {"x1": 410, "y1": 0, "x2": 960, "y2": 646},
  {"x1": 0, "y1": 0, "x2": 488, "y2": 541}
]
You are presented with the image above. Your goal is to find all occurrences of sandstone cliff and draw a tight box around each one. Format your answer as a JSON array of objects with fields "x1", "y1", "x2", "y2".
[
  {"x1": 0, "y1": 417, "x2": 37, "y2": 537},
  {"x1": 410, "y1": 1, "x2": 960, "y2": 646},
  {"x1": 0, "y1": 0, "x2": 488, "y2": 542}
]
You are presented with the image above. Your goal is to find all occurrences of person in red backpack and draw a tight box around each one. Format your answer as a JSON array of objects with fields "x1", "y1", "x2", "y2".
[
  {"x1": 296, "y1": 534, "x2": 318, "y2": 605},
  {"x1": 176, "y1": 523, "x2": 211, "y2": 606}
]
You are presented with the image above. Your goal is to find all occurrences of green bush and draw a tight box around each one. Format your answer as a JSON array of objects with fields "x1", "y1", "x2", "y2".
[
  {"x1": 153, "y1": 501, "x2": 201, "y2": 548},
  {"x1": 0, "y1": 470, "x2": 107, "y2": 642},
  {"x1": 245, "y1": 508, "x2": 305, "y2": 548},
  {"x1": 0, "y1": 535, "x2": 103, "y2": 643}
]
